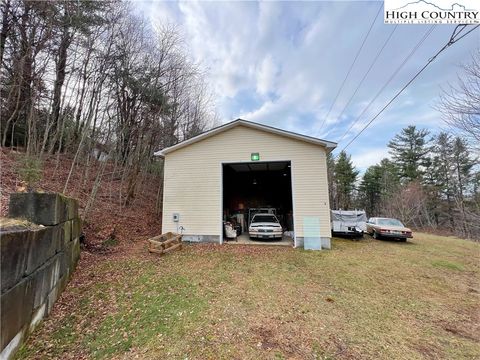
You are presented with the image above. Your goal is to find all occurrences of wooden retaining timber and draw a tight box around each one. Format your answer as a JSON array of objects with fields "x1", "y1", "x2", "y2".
[{"x1": 148, "y1": 232, "x2": 183, "y2": 255}]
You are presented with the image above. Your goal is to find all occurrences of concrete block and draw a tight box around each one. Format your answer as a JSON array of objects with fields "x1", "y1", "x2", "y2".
[
  {"x1": 65, "y1": 238, "x2": 80, "y2": 276},
  {"x1": 0, "y1": 277, "x2": 34, "y2": 350},
  {"x1": 59, "y1": 250, "x2": 69, "y2": 280},
  {"x1": 1, "y1": 230, "x2": 30, "y2": 293},
  {"x1": 29, "y1": 303, "x2": 46, "y2": 333},
  {"x1": 2, "y1": 192, "x2": 80, "y2": 358},
  {"x1": 321, "y1": 237, "x2": 332, "y2": 250},
  {"x1": 31, "y1": 255, "x2": 62, "y2": 309},
  {"x1": 294, "y1": 236, "x2": 331, "y2": 249},
  {"x1": 45, "y1": 275, "x2": 66, "y2": 315},
  {"x1": 71, "y1": 218, "x2": 82, "y2": 240},
  {"x1": 66, "y1": 198, "x2": 78, "y2": 221},
  {"x1": 295, "y1": 236, "x2": 304, "y2": 248},
  {"x1": 54, "y1": 223, "x2": 64, "y2": 253},
  {"x1": 9, "y1": 193, "x2": 79, "y2": 226},
  {"x1": 72, "y1": 237, "x2": 80, "y2": 263},
  {"x1": 182, "y1": 235, "x2": 219, "y2": 243},
  {"x1": 0, "y1": 328, "x2": 25, "y2": 360},
  {"x1": 62, "y1": 220, "x2": 72, "y2": 245},
  {"x1": 58, "y1": 273, "x2": 69, "y2": 294},
  {"x1": 25, "y1": 227, "x2": 58, "y2": 276}
]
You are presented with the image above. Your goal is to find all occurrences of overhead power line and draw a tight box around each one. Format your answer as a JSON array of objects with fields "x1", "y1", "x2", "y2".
[
  {"x1": 333, "y1": 25, "x2": 398, "y2": 138},
  {"x1": 336, "y1": 24, "x2": 436, "y2": 144},
  {"x1": 338, "y1": 24, "x2": 479, "y2": 155},
  {"x1": 317, "y1": 3, "x2": 383, "y2": 132}
]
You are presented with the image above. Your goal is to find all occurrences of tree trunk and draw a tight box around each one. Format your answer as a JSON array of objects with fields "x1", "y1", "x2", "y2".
[
  {"x1": 0, "y1": 0, "x2": 11, "y2": 68},
  {"x1": 49, "y1": 25, "x2": 72, "y2": 151}
]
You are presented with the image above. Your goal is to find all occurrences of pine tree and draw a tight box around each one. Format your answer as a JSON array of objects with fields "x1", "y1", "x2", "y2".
[
  {"x1": 378, "y1": 158, "x2": 401, "y2": 199},
  {"x1": 326, "y1": 152, "x2": 336, "y2": 209},
  {"x1": 359, "y1": 165, "x2": 382, "y2": 216},
  {"x1": 358, "y1": 158, "x2": 400, "y2": 216},
  {"x1": 333, "y1": 151, "x2": 359, "y2": 209},
  {"x1": 388, "y1": 125, "x2": 430, "y2": 182}
]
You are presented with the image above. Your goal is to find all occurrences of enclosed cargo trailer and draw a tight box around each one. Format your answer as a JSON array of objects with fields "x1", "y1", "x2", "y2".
[{"x1": 331, "y1": 210, "x2": 367, "y2": 238}]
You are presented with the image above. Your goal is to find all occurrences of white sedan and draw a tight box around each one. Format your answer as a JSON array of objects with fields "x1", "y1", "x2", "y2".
[{"x1": 248, "y1": 214, "x2": 283, "y2": 239}]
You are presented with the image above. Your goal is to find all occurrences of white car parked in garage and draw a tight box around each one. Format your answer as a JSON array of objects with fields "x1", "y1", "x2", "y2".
[{"x1": 248, "y1": 214, "x2": 283, "y2": 239}]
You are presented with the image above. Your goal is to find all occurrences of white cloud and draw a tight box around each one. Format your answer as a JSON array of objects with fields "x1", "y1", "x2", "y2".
[
  {"x1": 351, "y1": 147, "x2": 391, "y2": 172},
  {"x1": 256, "y1": 55, "x2": 278, "y2": 96},
  {"x1": 141, "y1": 1, "x2": 478, "y2": 169}
]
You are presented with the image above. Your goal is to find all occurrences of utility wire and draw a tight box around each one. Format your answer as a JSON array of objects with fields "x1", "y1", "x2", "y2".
[
  {"x1": 451, "y1": 23, "x2": 467, "y2": 39},
  {"x1": 333, "y1": 25, "x2": 398, "y2": 137},
  {"x1": 449, "y1": 24, "x2": 478, "y2": 43},
  {"x1": 338, "y1": 24, "x2": 479, "y2": 154},
  {"x1": 317, "y1": 4, "x2": 382, "y2": 132},
  {"x1": 336, "y1": 24, "x2": 436, "y2": 145}
]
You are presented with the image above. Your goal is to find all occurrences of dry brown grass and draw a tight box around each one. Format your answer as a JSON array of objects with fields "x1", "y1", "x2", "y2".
[{"x1": 16, "y1": 233, "x2": 480, "y2": 359}]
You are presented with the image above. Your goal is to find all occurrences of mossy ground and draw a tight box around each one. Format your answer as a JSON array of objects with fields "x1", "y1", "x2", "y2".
[{"x1": 16, "y1": 233, "x2": 479, "y2": 359}]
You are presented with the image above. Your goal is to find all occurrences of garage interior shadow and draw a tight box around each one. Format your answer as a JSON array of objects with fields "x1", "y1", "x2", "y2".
[{"x1": 222, "y1": 161, "x2": 294, "y2": 243}]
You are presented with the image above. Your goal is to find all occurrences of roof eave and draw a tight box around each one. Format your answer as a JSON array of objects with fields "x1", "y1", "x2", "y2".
[{"x1": 154, "y1": 119, "x2": 337, "y2": 156}]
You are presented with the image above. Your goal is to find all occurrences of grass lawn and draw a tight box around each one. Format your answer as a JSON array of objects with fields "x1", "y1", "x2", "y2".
[{"x1": 16, "y1": 233, "x2": 479, "y2": 359}]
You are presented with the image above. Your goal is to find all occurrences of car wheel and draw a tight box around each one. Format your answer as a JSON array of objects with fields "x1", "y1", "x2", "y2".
[
  {"x1": 400, "y1": 238, "x2": 407, "y2": 242},
  {"x1": 372, "y1": 231, "x2": 378, "y2": 239}
]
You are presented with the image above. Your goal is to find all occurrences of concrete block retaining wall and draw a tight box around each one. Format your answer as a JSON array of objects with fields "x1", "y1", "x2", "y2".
[{"x1": 1, "y1": 193, "x2": 81, "y2": 360}]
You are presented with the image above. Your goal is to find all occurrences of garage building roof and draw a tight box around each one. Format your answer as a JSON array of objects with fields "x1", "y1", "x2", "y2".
[{"x1": 154, "y1": 118, "x2": 337, "y2": 157}]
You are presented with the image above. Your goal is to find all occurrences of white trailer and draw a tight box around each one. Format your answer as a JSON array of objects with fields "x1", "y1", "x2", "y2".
[{"x1": 331, "y1": 210, "x2": 367, "y2": 237}]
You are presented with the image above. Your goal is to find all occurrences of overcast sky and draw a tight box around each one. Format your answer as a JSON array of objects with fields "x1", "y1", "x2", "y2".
[{"x1": 138, "y1": 1, "x2": 479, "y2": 171}]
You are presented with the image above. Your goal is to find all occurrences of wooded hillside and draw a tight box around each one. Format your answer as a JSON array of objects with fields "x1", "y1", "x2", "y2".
[{"x1": 0, "y1": 0, "x2": 217, "y2": 245}]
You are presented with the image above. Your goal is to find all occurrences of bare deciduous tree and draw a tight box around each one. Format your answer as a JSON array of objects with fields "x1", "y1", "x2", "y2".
[
  {"x1": 438, "y1": 50, "x2": 480, "y2": 145},
  {"x1": 1, "y1": 0, "x2": 218, "y2": 222}
]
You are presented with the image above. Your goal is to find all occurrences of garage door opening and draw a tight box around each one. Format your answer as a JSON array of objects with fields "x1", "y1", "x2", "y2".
[{"x1": 222, "y1": 161, "x2": 294, "y2": 245}]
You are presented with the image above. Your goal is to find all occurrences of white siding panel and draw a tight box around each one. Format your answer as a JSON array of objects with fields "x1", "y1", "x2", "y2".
[{"x1": 162, "y1": 125, "x2": 331, "y2": 238}]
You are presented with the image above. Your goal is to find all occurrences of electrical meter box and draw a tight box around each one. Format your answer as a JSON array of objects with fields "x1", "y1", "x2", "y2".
[{"x1": 172, "y1": 213, "x2": 180, "y2": 222}]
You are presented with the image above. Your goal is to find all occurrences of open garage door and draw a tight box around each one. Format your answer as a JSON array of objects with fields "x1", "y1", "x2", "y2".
[{"x1": 222, "y1": 161, "x2": 294, "y2": 245}]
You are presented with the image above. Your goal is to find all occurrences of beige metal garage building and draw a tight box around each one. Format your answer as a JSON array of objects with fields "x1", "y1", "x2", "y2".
[{"x1": 155, "y1": 119, "x2": 337, "y2": 249}]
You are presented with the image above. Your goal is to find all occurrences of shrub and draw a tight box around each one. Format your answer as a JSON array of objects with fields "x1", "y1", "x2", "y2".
[{"x1": 17, "y1": 156, "x2": 43, "y2": 192}]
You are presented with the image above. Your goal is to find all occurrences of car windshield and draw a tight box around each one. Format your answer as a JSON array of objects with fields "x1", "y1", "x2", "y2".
[
  {"x1": 252, "y1": 215, "x2": 278, "y2": 223},
  {"x1": 377, "y1": 218, "x2": 404, "y2": 226}
]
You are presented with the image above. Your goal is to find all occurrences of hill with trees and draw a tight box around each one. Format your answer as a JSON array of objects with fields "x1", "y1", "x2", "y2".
[{"x1": 0, "y1": 0, "x2": 217, "y2": 249}]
